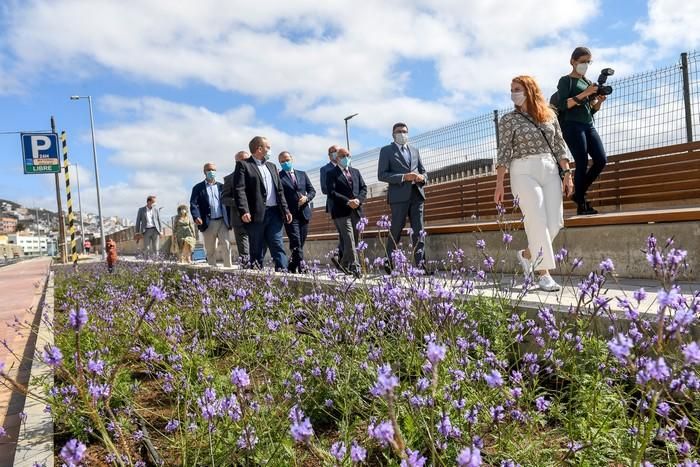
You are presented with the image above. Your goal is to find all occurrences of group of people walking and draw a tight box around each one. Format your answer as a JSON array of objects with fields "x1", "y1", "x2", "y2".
[{"x1": 133, "y1": 46, "x2": 608, "y2": 290}]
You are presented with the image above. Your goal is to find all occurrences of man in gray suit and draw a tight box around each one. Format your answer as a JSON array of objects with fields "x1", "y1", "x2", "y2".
[
  {"x1": 135, "y1": 195, "x2": 163, "y2": 258},
  {"x1": 377, "y1": 122, "x2": 428, "y2": 271},
  {"x1": 222, "y1": 150, "x2": 251, "y2": 264}
]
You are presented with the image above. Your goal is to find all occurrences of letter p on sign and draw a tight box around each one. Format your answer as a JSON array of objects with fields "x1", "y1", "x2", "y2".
[{"x1": 30, "y1": 135, "x2": 52, "y2": 157}]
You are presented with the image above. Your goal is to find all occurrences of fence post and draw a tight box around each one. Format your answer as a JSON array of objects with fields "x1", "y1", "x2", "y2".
[
  {"x1": 681, "y1": 52, "x2": 693, "y2": 143},
  {"x1": 493, "y1": 110, "x2": 500, "y2": 148}
]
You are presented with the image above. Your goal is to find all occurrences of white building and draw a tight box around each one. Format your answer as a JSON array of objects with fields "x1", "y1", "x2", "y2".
[{"x1": 7, "y1": 234, "x2": 50, "y2": 256}]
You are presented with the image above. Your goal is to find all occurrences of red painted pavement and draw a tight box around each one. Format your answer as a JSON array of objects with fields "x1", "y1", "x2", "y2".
[{"x1": 0, "y1": 257, "x2": 51, "y2": 464}]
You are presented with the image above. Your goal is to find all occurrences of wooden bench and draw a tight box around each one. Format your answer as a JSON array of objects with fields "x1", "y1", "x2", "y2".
[{"x1": 307, "y1": 141, "x2": 700, "y2": 238}]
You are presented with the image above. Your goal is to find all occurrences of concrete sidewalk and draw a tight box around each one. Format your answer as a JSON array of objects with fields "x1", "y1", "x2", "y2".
[{"x1": 0, "y1": 257, "x2": 51, "y2": 466}]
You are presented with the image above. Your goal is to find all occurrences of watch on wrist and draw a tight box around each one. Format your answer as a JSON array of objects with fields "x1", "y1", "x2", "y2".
[
  {"x1": 561, "y1": 168, "x2": 572, "y2": 176},
  {"x1": 572, "y1": 96, "x2": 584, "y2": 105}
]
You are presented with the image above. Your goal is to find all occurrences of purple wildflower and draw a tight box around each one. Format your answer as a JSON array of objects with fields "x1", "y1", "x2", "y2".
[
  {"x1": 330, "y1": 441, "x2": 347, "y2": 461},
  {"x1": 535, "y1": 396, "x2": 551, "y2": 412},
  {"x1": 350, "y1": 442, "x2": 367, "y2": 463},
  {"x1": 371, "y1": 364, "x2": 399, "y2": 398},
  {"x1": 42, "y1": 345, "x2": 63, "y2": 367},
  {"x1": 165, "y1": 419, "x2": 179, "y2": 432},
  {"x1": 599, "y1": 258, "x2": 614, "y2": 273},
  {"x1": 68, "y1": 308, "x2": 88, "y2": 331},
  {"x1": 401, "y1": 449, "x2": 427, "y2": 467},
  {"x1": 368, "y1": 420, "x2": 395, "y2": 447},
  {"x1": 230, "y1": 367, "x2": 251, "y2": 389},
  {"x1": 607, "y1": 333, "x2": 634, "y2": 362},
  {"x1": 60, "y1": 439, "x2": 86, "y2": 467},
  {"x1": 502, "y1": 233, "x2": 513, "y2": 244},
  {"x1": 484, "y1": 369, "x2": 503, "y2": 388},
  {"x1": 147, "y1": 284, "x2": 167, "y2": 301},
  {"x1": 456, "y1": 446, "x2": 482, "y2": 467},
  {"x1": 426, "y1": 341, "x2": 447, "y2": 364},
  {"x1": 236, "y1": 425, "x2": 258, "y2": 450},
  {"x1": 87, "y1": 358, "x2": 105, "y2": 376},
  {"x1": 683, "y1": 342, "x2": 700, "y2": 365},
  {"x1": 476, "y1": 239, "x2": 486, "y2": 250},
  {"x1": 289, "y1": 405, "x2": 314, "y2": 443}
]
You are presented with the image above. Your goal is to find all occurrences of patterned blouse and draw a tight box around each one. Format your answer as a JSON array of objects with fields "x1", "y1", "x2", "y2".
[{"x1": 496, "y1": 110, "x2": 570, "y2": 168}]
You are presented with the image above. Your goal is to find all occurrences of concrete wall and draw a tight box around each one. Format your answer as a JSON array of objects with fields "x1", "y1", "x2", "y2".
[{"x1": 302, "y1": 221, "x2": 700, "y2": 281}]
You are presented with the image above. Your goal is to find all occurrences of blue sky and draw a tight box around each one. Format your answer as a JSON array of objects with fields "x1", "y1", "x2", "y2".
[{"x1": 0, "y1": 0, "x2": 697, "y2": 221}]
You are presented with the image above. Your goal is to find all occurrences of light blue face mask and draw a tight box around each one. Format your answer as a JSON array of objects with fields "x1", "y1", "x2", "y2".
[
  {"x1": 264, "y1": 151, "x2": 272, "y2": 161},
  {"x1": 280, "y1": 161, "x2": 293, "y2": 172},
  {"x1": 206, "y1": 170, "x2": 216, "y2": 181},
  {"x1": 338, "y1": 157, "x2": 351, "y2": 169}
]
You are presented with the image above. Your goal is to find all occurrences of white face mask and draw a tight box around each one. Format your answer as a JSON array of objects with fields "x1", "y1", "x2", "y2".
[
  {"x1": 510, "y1": 91, "x2": 526, "y2": 106},
  {"x1": 575, "y1": 63, "x2": 589, "y2": 75},
  {"x1": 393, "y1": 132, "x2": 408, "y2": 145}
]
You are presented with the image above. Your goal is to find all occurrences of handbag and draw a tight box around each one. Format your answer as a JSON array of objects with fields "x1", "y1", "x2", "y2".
[{"x1": 516, "y1": 112, "x2": 565, "y2": 181}]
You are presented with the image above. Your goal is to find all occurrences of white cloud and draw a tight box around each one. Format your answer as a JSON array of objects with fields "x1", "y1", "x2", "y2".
[
  {"x1": 635, "y1": 0, "x2": 700, "y2": 51},
  {"x1": 1, "y1": 0, "x2": 621, "y2": 131}
]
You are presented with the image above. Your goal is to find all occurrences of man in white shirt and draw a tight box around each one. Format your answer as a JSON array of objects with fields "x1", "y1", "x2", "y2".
[{"x1": 135, "y1": 195, "x2": 163, "y2": 258}]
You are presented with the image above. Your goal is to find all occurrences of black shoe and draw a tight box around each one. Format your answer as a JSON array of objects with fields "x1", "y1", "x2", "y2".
[
  {"x1": 350, "y1": 267, "x2": 362, "y2": 279},
  {"x1": 383, "y1": 259, "x2": 393, "y2": 275},
  {"x1": 584, "y1": 201, "x2": 598, "y2": 215}
]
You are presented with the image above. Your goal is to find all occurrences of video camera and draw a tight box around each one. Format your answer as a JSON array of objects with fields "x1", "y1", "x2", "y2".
[{"x1": 593, "y1": 68, "x2": 614, "y2": 96}]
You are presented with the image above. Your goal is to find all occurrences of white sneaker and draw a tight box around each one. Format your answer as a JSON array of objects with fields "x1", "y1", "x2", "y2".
[
  {"x1": 517, "y1": 250, "x2": 532, "y2": 278},
  {"x1": 538, "y1": 274, "x2": 561, "y2": 292}
]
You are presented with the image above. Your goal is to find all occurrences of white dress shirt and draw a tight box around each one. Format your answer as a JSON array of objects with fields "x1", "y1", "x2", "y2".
[{"x1": 255, "y1": 159, "x2": 278, "y2": 207}]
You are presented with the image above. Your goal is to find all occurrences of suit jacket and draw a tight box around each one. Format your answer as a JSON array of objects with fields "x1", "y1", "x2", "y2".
[
  {"x1": 222, "y1": 166, "x2": 244, "y2": 228},
  {"x1": 325, "y1": 165, "x2": 368, "y2": 219},
  {"x1": 189, "y1": 180, "x2": 230, "y2": 232},
  {"x1": 233, "y1": 157, "x2": 290, "y2": 223},
  {"x1": 279, "y1": 169, "x2": 316, "y2": 222},
  {"x1": 319, "y1": 161, "x2": 336, "y2": 213},
  {"x1": 135, "y1": 205, "x2": 162, "y2": 234},
  {"x1": 377, "y1": 142, "x2": 428, "y2": 204}
]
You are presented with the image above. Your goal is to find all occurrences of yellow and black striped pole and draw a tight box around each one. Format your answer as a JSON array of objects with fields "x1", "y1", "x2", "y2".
[{"x1": 61, "y1": 132, "x2": 78, "y2": 265}]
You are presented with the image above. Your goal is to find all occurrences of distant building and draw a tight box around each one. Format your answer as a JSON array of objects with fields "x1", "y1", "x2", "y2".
[
  {"x1": 7, "y1": 233, "x2": 50, "y2": 256},
  {"x1": 0, "y1": 216, "x2": 18, "y2": 233}
]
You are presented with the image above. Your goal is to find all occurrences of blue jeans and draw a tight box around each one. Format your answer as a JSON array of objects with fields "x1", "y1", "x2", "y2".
[
  {"x1": 246, "y1": 207, "x2": 288, "y2": 270},
  {"x1": 562, "y1": 121, "x2": 607, "y2": 205}
]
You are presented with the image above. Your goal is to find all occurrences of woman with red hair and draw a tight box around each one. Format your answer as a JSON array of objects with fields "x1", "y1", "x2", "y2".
[{"x1": 494, "y1": 75, "x2": 574, "y2": 292}]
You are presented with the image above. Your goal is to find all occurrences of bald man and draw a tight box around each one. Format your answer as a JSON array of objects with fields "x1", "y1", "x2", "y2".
[{"x1": 222, "y1": 151, "x2": 251, "y2": 264}]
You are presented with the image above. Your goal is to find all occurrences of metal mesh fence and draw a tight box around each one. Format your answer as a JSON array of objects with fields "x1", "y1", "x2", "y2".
[{"x1": 309, "y1": 51, "x2": 699, "y2": 206}]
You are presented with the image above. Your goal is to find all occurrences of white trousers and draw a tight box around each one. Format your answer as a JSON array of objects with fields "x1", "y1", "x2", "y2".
[
  {"x1": 202, "y1": 218, "x2": 232, "y2": 267},
  {"x1": 509, "y1": 154, "x2": 563, "y2": 271}
]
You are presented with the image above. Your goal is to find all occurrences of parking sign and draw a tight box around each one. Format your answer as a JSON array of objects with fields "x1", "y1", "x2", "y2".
[{"x1": 21, "y1": 132, "x2": 61, "y2": 174}]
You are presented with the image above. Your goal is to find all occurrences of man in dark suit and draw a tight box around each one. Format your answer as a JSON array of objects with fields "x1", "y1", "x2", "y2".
[
  {"x1": 134, "y1": 195, "x2": 163, "y2": 258},
  {"x1": 325, "y1": 148, "x2": 367, "y2": 278},
  {"x1": 190, "y1": 162, "x2": 232, "y2": 267},
  {"x1": 319, "y1": 144, "x2": 344, "y2": 271},
  {"x1": 278, "y1": 151, "x2": 316, "y2": 273},
  {"x1": 378, "y1": 122, "x2": 428, "y2": 271},
  {"x1": 222, "y1": 150, "x2": 251, "y2": 264},
  {"x1": 234, "y1": 136, "x2": 292, "y2": 270}
]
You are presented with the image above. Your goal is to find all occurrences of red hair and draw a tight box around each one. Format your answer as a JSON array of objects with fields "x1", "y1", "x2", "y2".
[{"x1": 512, "y1": 75, "x2": 554, "y2": 124}]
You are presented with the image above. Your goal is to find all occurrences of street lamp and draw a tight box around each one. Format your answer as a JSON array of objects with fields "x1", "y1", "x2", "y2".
[
  {"x1": 70, "y1": 95, "x2": 107, "y2": 259},
  {"x1": 69, "y1": 164, "x2": 86, "y2": 253},
  {"x1": 344, "y1": 113, "x2": 358, "y2": 152}
]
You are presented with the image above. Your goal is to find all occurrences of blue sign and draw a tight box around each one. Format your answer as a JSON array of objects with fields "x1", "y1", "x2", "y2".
[{"x1": 21, "y1": 132, "x2": 61, "y2": 174}]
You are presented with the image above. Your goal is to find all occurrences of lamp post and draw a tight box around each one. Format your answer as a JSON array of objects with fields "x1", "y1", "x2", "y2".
[
  {"x1": 70, "y1": 95, "x2": 106, "y2": 259},
  {"x1": 70, "y1": 164, "x2": 86, "y2": 253},
  {"x1": 344, "y1": 113, "x2": 358, "y2": 151}
]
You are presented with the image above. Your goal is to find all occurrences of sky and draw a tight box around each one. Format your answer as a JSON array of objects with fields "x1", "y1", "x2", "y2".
[{"x1": 0, "y1": 0, "x2": 698, "y2": 221}]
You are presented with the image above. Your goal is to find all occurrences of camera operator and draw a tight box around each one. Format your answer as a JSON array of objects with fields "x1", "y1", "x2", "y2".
[{"x1": 556, "y1": 46, "x2": 608, "y2": 215}]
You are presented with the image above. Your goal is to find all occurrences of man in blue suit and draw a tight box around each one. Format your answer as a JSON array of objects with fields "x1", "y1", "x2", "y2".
[
  {"x1": 377, "y1": 122, "x2": 428, "y2": 271},
  {"x1": 319, "y1": 144, "x2": 344, "y2": 271},
  {"x1": 278, "y1": 151, "x2": 316, "y2": 273},
  {"x1": 190, "y1": 162, "x2": 232, "y2": 267}
]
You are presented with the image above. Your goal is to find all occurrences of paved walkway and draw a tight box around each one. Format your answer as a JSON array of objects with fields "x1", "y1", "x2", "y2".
[{"x1": 0, "y1": 257, "x2": 52, "y2": 466}]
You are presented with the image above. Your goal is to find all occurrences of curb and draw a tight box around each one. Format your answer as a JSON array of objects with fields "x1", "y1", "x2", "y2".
[{"x1": 13, "y1": 270, "x2": 54, "y2": 467}]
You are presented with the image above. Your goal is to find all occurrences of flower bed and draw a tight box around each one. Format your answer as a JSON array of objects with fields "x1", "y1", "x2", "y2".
[{"x1": 2, "y1": 234, "x2": 699, "y2": 466}]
